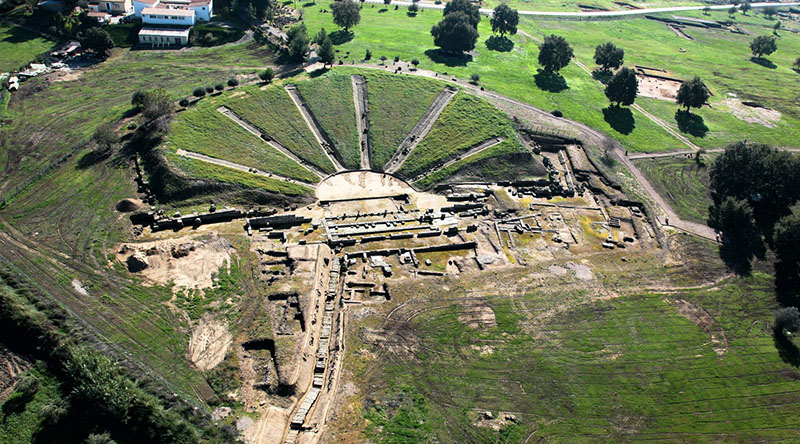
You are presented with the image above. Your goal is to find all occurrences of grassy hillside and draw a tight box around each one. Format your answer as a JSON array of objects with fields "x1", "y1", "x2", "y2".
[
  {"x1": 166, "y1": 150, "x2": 313, "y2": 196},
  {"x1": 634, "y1": 154, "x2": 716, "y2": 224},
  {"x1": 224, "y1": 84, "x2": 336, "y2": 174},
  {"x1": 356, "y1": 266, "x2": 800, "y2": 443},
  {"x1": 0, "y1": 22, "x2": 55, "y2": 73},
  {"x1": 397, "y1": 93, "x2": 522, "y2": 179},
  {"x1": 166, "y1": 94, "x2": 319, "y2": 184},
  {"x1": 295, "y1": 72, "x2": 361, "y2": 169},
  {"x1": 361, "y1": 71, "x2": 446, "y2": 170}
]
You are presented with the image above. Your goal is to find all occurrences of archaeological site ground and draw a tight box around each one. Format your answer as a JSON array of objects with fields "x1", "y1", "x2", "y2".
[{"x1": 2, "y1": 0, "x2": 800, "y2": 443}]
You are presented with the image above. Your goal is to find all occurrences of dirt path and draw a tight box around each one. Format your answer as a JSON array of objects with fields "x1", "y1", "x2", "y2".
[
  {"x1": 384, "y1": 86, "x2": 457, "y2": 174},
  {"x1": 351, "y1": 74, "x2": 373, "y2": 170},
  {"x1": 408, "y1": 137, "x2": 506, "y2": 183},
  {"x1": 284, "y1": 85, "x2": 346, "y2": 172},
  {"x1": 628, "y1": 147, "x2": 800, "y2": 160},
  {"x1": 175, "y1": 149, "x2": 316, "y2": 187},
  {"x1": 216, "y1": 106, "x2": 327, "y2": 178},
  {"x1": 360, "y1": 0, "x2": 799, "y2": 18}
]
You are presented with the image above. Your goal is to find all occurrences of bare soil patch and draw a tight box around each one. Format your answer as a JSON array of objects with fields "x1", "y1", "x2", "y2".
[
  {"x1": 116, "y1": 235, "x2": 234, "y2": 290},
  {"x1": 187, "y1": 317, "x2": 233, "y2": 371},
  {"x1": 316, "y1": 171, "x2": 414, "y2": 201},
  {"x1": 670, "y1": 298, "x2": 728, "y2": 357},
  {"x1": 637, "y1": 75, "x2": 681, "y2": 101},
  {"x1": 721, "y1": 98, "x2": 781, "y2": 128}
]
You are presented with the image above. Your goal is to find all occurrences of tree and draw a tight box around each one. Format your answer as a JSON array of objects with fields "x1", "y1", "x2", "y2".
[
  {"x1": 763, "y1": 5, "x2": 778, "y2": 18},
  {"x1": 259, "y1": 67, "x2": 275, "y2": 82},
  {"x1": 92, "y1": 123, "x2": 117, "y2": 150},
  {"x1": 287, "y1": 23, "x2": 310, "y2": 63},
  {"x1": 773, "y1": 21, "x2": 782, "y2": 34},
  {"x1": 604, "y1": 67, "x2": 638, "y2": 107},
  {"x1": 490, "y1": 4, "x2": 518, "y2": 37},
  {"x1": 411, "y1": 58, "x2": 419, "y2": 67},
  {"x1": 775, "y1": 307, "x2": 800, "y2": 336},
  {"x1": 740, "y1": 2, "x2": 751, "y2": 14},
  {"x1": 703, "y1": 5, "x2": 710, "y2": 15},
  {"x1": 318, "y1": 33, "x2": 335, "y2": 66},
  {"x1": 538, "y1": 34, "x2": 573, "y2": 74},
  {"x1": 708, "y1": 196, "x2": 758, "y2": 241},
  {"x1": 131, "y1": 90, "x2": 147, "y2": 108},
  {"x1": 331, "y1": 0, "x2": 361, "y2": 32},
  {"x1": 383, "y1": 0, "x2": 391, "y2": 5},
  {"x1": 430, "y1": 11, "x2": 479, "y2": 56},
  {"x1": 676, "y1": 76, "x2": 709, "y2": 112},
  {"x1": 775, "y1": 212, "x2": 800, "y2": 265},
  {"x1": 140, "y1": 89, "x2": 174, "y2": 123},
  {"x1": 794, "y1": 57, "x2": 800, "y2": 70},
  {"x1": 443, "y1": 0, "x2": 480, "y2": 28},
  {"x1": 365, "y1": 48, "x2": 372, "y2": 60},
  {"x1": 408, "y1": 2, "x2": 419, "y2": 13},
  {"x1": 751, "y1": 35, "x2": 777, "y2": 57},
  {"x1": 313, "y1": 27, "x2": 327, "y2": 45},
  {"x1": 470, "y1": 73, "x2": 480, "y2": 84},
  {"x1": 227, "y1": 77, "x2": 239, "y2": 87},
  {"x1": 193, "y1": 87, "x2": 206, "y2": 98},
  {"x1": 215, "y1": 83, "x2": 225, "y2": 91},
  {"x1": 728, "y1": 6, "x2": 737, "y2": 16},
  {"x1": 594, "y1": 42, "x2": 624, "y2": 71},
  {"x1": 78, "y1": 27, "x2": 114, "y2": 58}
]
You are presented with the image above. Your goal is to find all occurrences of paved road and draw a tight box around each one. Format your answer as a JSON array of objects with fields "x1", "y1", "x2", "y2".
[{"x1": 364, "y1": 0, "x2": 799, "y2": 18}]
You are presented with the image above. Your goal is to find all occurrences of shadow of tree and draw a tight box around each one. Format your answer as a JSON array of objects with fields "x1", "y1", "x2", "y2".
[
  {"x1": 329, "y1": 30, "x2": 354, "y2": 45},
  {"x1": 485, "y1": 35, "x2": 514, "y2": 52},
  {"x1": 406, "y1": 11, "x2": 417, "y2": 17},
  {"x1": 675, "y1": 110, "x2": 708, "y2": 137},
  {"x1": 424, "y1": 49, "x2": 472, "y2": 67},
  {"x1": 602, "y1": 105, "x2": 635, "y2": 135},
  {"x1": 592, "y1": 69, "x2": 613, "y2": 85},
  {"x1": 774, "y1": 331, "x2": 800, "y2": 367},
  {"x1": 533, "y1": 69, "x2": 568, "y2": 93},
  {"x1": 308, "y1": 67, "x2": 330, "y2": 78},
  {"x1": 302, "y1": 1, "x2": 316, "y2": 7},
  {"x1": 750, "y1": 56, "x2": 777, "y2": 69},
  {"x1": 77, "y1": 147, "x2": 112, "y2": 169},
  {"x1": 775, "y1": 261, "x2": 800, "y2": 307},
  {"x1": 378, "y1": 8, "x2": 388, "y2": 12},
  {"x1": 717, "y1": 235, "x2": 765, "y2": 276}
]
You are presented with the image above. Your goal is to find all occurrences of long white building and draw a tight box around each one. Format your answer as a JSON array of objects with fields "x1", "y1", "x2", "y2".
[{"x1": 134, "y1": 0, "x2": 213, "y2": 46}]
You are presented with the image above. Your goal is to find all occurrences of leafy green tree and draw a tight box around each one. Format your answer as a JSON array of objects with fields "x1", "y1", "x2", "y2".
[
  {"x1": 676, "y1": 76, "x2": 709, "y2": 112},
  {"x1": 365, "y1": 48, "x2": 372, "y2": 60},
  {"x1": 430, "y1": 11, "x2": 479, "y2": 55},
  {"x1": 751, "y1": 35, "x2": 777, "y2": 57},
  {"x1": 259, "y1": 68, "x2": 275, "y2": 82},
  {"x1": 140, "y1": 89, "x2": 174, "y2": 124},
  {"x1": 78, "y1": 27, "x2": 114, "y2": 58},
  {"x1": 763, "y1": 5, "x2": 778, "y2": 17},
  {"x1": 443, "y1": 0, "x2": 480, "y2": 28},
  {"x1": 775, "y1": 307, "x2": 800, "y2": 336},
  {"x1": 313, "y1": 27, "x2": 328, "y2": 45},
  {"x1": 318, "y1": 33, "x2": 335, "y2": 66},
  {"x1": 708, "y1": 196, "x2": 759, "y2": 243},
  {"x1": 740, "y1": 2, "x2": 751, "y2": 14},
  {"x1": 490, "y1": 4, "x2": 518, "y2": 36},
  {"x1": 92, "y1": 123, "x2": 117, "y2": 150},
  {"x1": 604, "y1": 67, "x2": 638, "y2": 106},
  {"x1": 408, "y1": 2, "x2": 419, "y2": 13},
  {"x1": 287, "y1": 23, "x2": 310, "y2": 62},
  {"x1": 131, "y1": 90, "x2": 147, "y2": 108},
  {"x1": 728, "y1": 6, "x2": 737, "y2": 16},
  {"x1": 331, "y1": 0, "x2": 361, "y2": 32},
  {"x1": 794, "y1": 56, "x2": 800, "y2": 70},
  {"x1": 383, "y1": 0, "x2": 391, "y2": 5},
  {"x1": 538, "y1": 34, "x2": 573, "y2": 74},
  {"x1": 594, "y1": 42, "x2": 624, "y2": 71},
  {"x1": 773, "y1": 21, "x2": 782, "y2": 34},
  {"x1": 775, "y1": 212, "x2": 800, "y2": 265}
]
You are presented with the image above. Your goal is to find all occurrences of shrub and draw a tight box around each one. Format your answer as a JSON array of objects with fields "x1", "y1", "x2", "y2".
[
  {"x1": 775, "y1": 307, "x2": 800, "y2": 336},
  {"x1": 470, "y1": 73, "x2": 480, "y2": 84},
  {"x1": 131, "y1": 90, "x2": 146, "y2": 107},
  {"x1": 259, "y1": 68, "x2": 275, "y2": 83},
  {"x1": 411, "y1": 58, "x2": 420, "y2": 66},
  {"x1": 193, "y1": 87, "x2": 206, "y2": 97},
  {"x1": 551, "y1": 110, "x2": 563, "y2": 117},
  {"x1": 365, "y1": 48, "x2": 372, "y2": 60},
  {"x1": 179, "y1": 98, "x2": 189, "y2": 107},
  {"x1": 394, "y1": 55, "x2": 400, "y2": 62},
  {"x1": 380, "y1": 55, "x2": 387, "y2": 63},
  {"x1": 205, "y1": 86, "x2": 214, "y2": 94},
  {"x1": 215, "y1": 83, "x2": 225, "y2": 92},
  {"x1": 227, "y1": 77, "x2": 239, "y2": 87}
]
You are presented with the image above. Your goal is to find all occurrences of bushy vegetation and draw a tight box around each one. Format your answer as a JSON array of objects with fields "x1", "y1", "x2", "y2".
[
  {"x1": 295, "y1": 72, "x2": 361, "y2": 169},
  {"x1": 396, "y1": 93, "x2": 521, "y2": 179},
  {"x1": 224, "y1": 85, "x2": 336, "y2": 173}
]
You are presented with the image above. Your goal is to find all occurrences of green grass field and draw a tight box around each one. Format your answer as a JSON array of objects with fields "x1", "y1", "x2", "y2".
[
  {"x1": 166, "y1": 150, "x2": 313, "y2": 196},
  {"x1": 634, "y1": 154, "x2": 716, "y2": 224},
  {"x1": 0, "y1": 22, "x2": 55, "y2": 73},
  {"x1": 480, "y1": 0, "x2": 703, "y2": 12},
  {"x1": 413, "y1": 139, "x2": 536, "y2": 188},
  {"x1": 358, "y1": 269, "x2": 800, "y2": 443},
  {"x1": 224, "y1": 84, "x2": 336, "y2": 174},
  {"x1": 295, "y1": 71, "x2": 361, "y2": 169},
  {"x1": 299, "y1": 7, "x2": 800, "y2": 154},
  {"x1": 397, "y1": 93, "x2": 522, "y2": 179},
  {"x1": 166, "y1": 93, "x2": 319, "y2": 183},
  {"x1": 358, "y1": 70, "x2": 447, "y2": 169}
]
